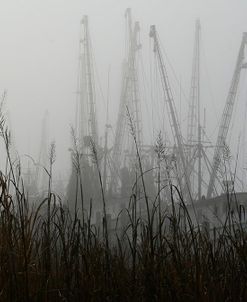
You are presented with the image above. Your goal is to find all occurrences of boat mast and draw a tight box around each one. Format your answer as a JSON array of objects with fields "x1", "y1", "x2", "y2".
[
  {"x1": 110, "y1": 8, "x2": 142, "y2": 194},
  {"x1": 187, "y1": 19, "x2": 202, "y2": 199},
  {"x1": 207, "y1": 33, "x2": 247, "y2": 198},
  {"x1": 79, "y1": 16, "x2": 99, "y2": 152},
  {"x1": 150, "y1": 25, "x2": 191, "y2": 198}
]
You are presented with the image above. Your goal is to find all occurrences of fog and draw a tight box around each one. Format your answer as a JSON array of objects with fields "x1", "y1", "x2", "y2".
[{"x1": 0, "y1": 0, "x2": 247, "y2": 191}]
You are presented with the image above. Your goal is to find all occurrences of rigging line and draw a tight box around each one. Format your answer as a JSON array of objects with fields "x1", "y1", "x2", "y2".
[
  {"x1": 207, "y1": 121, "x2": 221, "y2": 144},
  {"x1": 88, "y1": 25, "x2": 113, "y2": 150},
  {"x1": 149, "y1": 37, "x2": 155, "y2": 143},
  {"x1": 74, "y1": 27, "x2": 83, "y2": 136},
  {"x1": 234, "y1": 177, "x2": 243, "y2": 192},
  {"x1": 155, "y1": 54, "x2": 166, "y2": 139},
  {"x1": 226, "y1": 74, "x2": 247, "y2": 189},
  {"x1": 153, "y1": 47, "x2": 177, "y2": 147},
  {"x1": 106, "y1": 65, "x2": 110, "y2": 125},
  {"x1": 241, "y1": 79, "x2": 247, "y2": 190},
  {"x1": 156, "y1": 31, "x2": 190, "y2": 106},
  {"x1": 107, "y1": 69, "x2": 125, "y2": 146},
  {"x1": 232, "y1": 133, "x2": 241, "y2": 187},
  {"x1": 124, "y1": 14, "x2": 128, "y2": 59},
  {"x1": 151, "y1": 43, "x2": 168, "y2": 144},
  {"x1": 228, "y1": 70, "x2": 246, "y2": 144},
  {"x1": 200, "y1": 30, "x2": 220, "y2": 123},
  {"x1": 150, "y1": 44, "x2": 164, "y2": 138},
  {"x1": 150, "y1": 38, "x2": 162, "y2": 143},
  {"x1": 186, "y1": 29, "x2": 219, "y2": 144},
  {"x1": 154, "y1": 33, "x2": 191, "y2": 149},
  {"x1": 150, "y1": 39, "x2": 158, "y2": 140},
  {"x1": 153, "y1": 41, "x2": 164, "y2": 140},
  {"x1": 90, "y1": 40, "x2": 107, "y2": 111},
  {"x1": 139, "y1": 50, "x2": 153, "y2": 143}
]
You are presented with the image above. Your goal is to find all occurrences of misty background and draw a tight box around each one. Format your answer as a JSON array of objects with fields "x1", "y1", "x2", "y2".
[{"x1": 0, "y1": 0, "x2": 247, "y2": 191}]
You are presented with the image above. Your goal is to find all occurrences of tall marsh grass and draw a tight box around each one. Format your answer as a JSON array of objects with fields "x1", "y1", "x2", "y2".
[{"x1": 0, "y1": 113, "x2": 246, "y2": 301}]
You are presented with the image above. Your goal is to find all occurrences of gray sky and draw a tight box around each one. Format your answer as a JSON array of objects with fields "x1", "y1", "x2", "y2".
[{"x1": 0, "y1": 0, "x2": 247, "y2": 186}]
